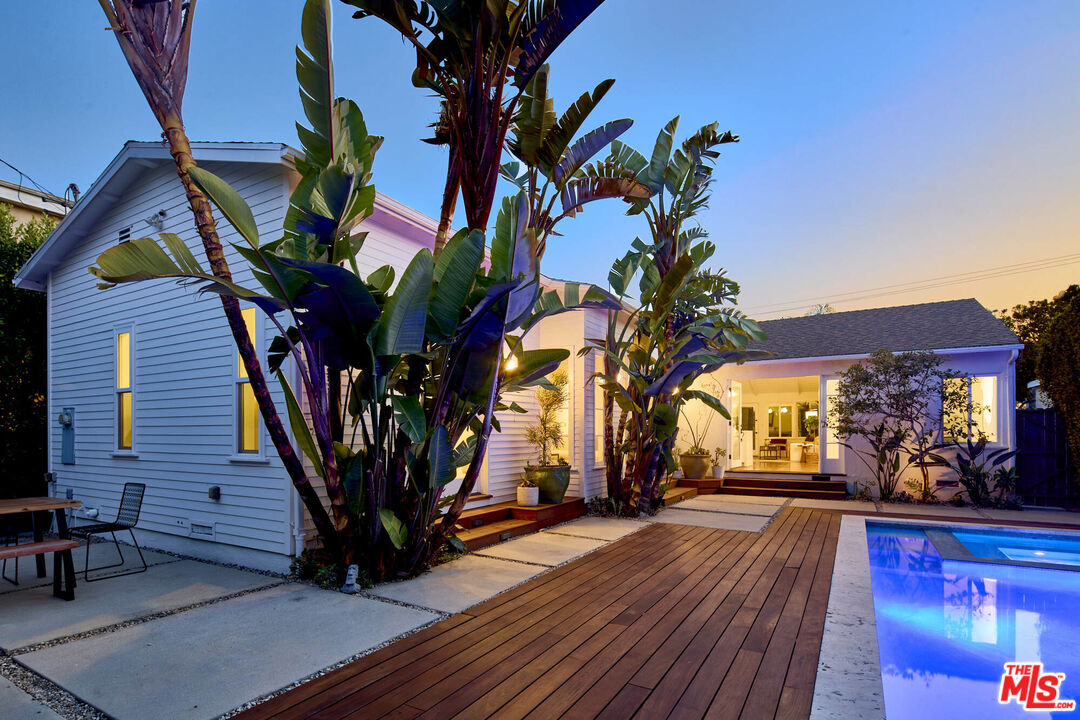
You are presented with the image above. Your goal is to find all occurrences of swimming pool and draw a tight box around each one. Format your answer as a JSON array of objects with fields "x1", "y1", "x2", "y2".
[{"x1": 867, "y1": 522, "x2": 1080, "y2": 719}]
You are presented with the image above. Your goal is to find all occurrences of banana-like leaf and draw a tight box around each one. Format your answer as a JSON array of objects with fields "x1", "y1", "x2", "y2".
[
  {"x1": 522, "y1": 282, "x2": 621, "y2": 333},
  {"x1": 296, "y1": 0, "x2": 334, "y2": 168},
  {"x1": 653, "y1": 403, "x2": 678, "y2": 441},
  {"x1": 391, "y1": 395, "x2": 426, "y2": 444},
  {"x1": 277, "y1": 371, "x2": 325, "y2": 479},
  {"x1": 502, "y1": 348, "x2": 570, "y2": 390},
  {"x1": 538, "y1": 77, "x2": 616, "y2": 176},
  {"x1": 513, "y1": 0, "x2": 605, "y2": 88},
  {"x1": 560, "y1": 174, "x2": 650, "y2": 218},
  {"x1": 453, "y1": 433, "x2": 478, "y2": 468},
  {"x1": 508, "y1": 65, "x2": 556, "y2": 166},
  {"x1": 490, "y1": 192, "x2": 539, "y2": 326},
  {"x1": 553, "y1": 119, "x2": 633, "y2": 188},
  {"x1": 367, "y1": 264, "x2": 395, "y2": 294},
  {"x1": 683, "y1": 389, "x2": 730, "y2": 420},
  {"x1": 429, "y1": 425, "x2": 455, "y2": 488},
  {"x1": 378, "y1": 508, "x2": 407, "y2": 550},
  {"x1": 90, "y1": 236, "x2": 286, "y2": 314},
  {"x1": 430, "y1": 228, "x2": 484, "y2": 338},
  {"x1": 643, "y1": 116, "x2": 680, "y2": 193},
  {"x1": 187, "y1": 167, "x2": 261, "y2": 249},
  {"x1": 374, "y1": 248, "x2": 433, "y2": 356}
]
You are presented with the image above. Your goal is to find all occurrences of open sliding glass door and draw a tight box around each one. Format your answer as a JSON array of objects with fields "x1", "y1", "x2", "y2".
[
  {"x1": 819, "y1": 376, "x2": 845, "y2": 475},
  {"x1": 728, "y1": 380, "x2": 743, "y2": 467}
]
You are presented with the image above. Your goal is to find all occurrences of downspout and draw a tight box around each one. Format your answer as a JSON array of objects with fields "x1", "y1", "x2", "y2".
[{"x1": 1007, "y1": 349, "x2": 1018, "y2": 459}]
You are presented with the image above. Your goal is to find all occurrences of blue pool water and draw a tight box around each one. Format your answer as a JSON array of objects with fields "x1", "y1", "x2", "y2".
[
  {"x1": 867, "y1": 523, "x2": 1080, "y2": 719},
  {"x1": 952, "y1": 529, "x2": 1080, "y2": 568}
]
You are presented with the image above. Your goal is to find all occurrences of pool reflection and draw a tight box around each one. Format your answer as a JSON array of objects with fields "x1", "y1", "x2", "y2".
[{"x1": 867, "y1": 524, "x2": 1080, "y2": 719}]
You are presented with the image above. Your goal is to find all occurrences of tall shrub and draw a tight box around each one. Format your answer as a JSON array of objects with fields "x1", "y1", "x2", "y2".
[
  {"x1": 93, "y1": 0, "x2": 629, "y2": 579},
  {"x1": 0, "y1": 207, "x2": 53, "y2": 499},
  {"x1": 592, "y1": 119, "x2": 764, "y2": 515},
  {"x1": 1037, "y1": 292, "x2": 1080, "y2": 468},
  {"x1": 829, "y1": 349, "x2": 970, "y2": 501}
]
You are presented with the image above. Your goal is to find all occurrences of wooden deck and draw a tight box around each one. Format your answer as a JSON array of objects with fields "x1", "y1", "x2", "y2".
[{"x1": 235, "y1": 507, "x2": 841, "y2": 720}]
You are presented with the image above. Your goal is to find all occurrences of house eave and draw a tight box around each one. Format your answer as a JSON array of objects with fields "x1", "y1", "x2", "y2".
[
  {"x1": 741, "y1": 343, "x2": 1026, "y2": 367},
  {"x1": 14, "y1": 141, "x2": 292, "y2": 292}
]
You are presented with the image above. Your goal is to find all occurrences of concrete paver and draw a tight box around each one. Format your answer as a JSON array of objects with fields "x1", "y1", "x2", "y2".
[
  {"x1": 368, "y1": 554, "x2": 542, "y2": 613},
  {"x1": 0, "y1": 560, "x2": 278, "y2": 650},
  {"x1": 0, "y1": 678, "x2": 63, "y2": 720},
  {"x1": 0, "y1": 544, "x2": 178, "y2": 595},
  {"x1": 19, "y1": 584, "x2": 437, "y2": 720},
  {"x1": 981, "y1": 508, "x2": 1080, "y2": 528},
  {"x1": 706, "y1": 494, "x2": 787, "y2": 505},
  {"x1": 476, "y1": 532, "x2": 607, "y2": 567},
  {"x1": 543, "y1": 516, "x2": 648, "y2": 541},
  {"x1": 875, "y1": 504, "x2": 984, "y2": 519},
  {"x1": 652, "y1": 508, "x2": 770, "y2": 532}
]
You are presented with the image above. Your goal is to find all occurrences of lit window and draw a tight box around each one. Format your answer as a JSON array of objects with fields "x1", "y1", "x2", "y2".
[
  {"x1": 768, "y1": 405, "x2": 794, "y2": 437},
  {"x1": 236, "y1": 308, "x2": 260, "y2": 453},
  {"x1": 116, "y1": 331, "x2": 133, "y2": 450},
  {"x1": 944, "y1": 376, "x2": 998, "y2": 443}
]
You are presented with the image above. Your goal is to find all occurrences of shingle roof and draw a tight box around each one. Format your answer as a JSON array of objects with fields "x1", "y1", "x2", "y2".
[{"x1": 749, "y1": 298, "x2": 1020, "y2": 361}]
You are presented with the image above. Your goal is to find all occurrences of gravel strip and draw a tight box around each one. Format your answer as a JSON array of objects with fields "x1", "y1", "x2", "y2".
[
  {"x1": 1, "y1": 652, "x2": 108, "y2": 720},
  {"x1": 8, "y1": 581, "x2": 289, "y2": 656}
]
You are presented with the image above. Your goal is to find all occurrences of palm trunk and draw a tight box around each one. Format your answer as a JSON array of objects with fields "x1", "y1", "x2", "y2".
[
  {"x1": 161, "y1": 116, "x2": 341, "y2": 559},
  {"x1": 433, "y1": 147, "x2": 461, "y2": 259}
]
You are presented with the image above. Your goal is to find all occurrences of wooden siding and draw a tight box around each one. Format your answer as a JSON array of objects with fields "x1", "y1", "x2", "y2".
[{"x1": 48, "y1": 160, "x2": 294, "y2": 556}]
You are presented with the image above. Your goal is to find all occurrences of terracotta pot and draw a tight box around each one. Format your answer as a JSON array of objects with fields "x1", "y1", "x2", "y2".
[
  {"x1": 517, "y1": 485, "x2": 539, "y2": 507},
  {"x1": 525, "y1": 465, "x2": 571, "y2": 503},
  {"x1": 679, "y1": 453, "x2": 712, "y2": 480}
]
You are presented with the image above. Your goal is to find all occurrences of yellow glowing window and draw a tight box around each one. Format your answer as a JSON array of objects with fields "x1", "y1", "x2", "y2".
[
  {"x1": 116, "y1": 331, "x2": 132, "y2": 450},
  {"x1": 237, "y1": 308, "x2": 259, "y2": 453}
]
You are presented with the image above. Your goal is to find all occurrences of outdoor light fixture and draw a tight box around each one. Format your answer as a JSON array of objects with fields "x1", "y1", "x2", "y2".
[{"x1": 504, "y1": 355, "x2": 518, "y2": 371}]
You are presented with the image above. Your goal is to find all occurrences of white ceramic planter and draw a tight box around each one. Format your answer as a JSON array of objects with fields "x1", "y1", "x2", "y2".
[
  {"x1": 712, "y1": 465, "x2": 725, "y2": 480},
  {"x1": 517, "y1": 485, "x2": 539, "y2": 507}
]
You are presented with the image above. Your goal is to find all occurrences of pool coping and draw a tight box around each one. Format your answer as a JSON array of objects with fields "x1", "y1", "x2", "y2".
[{"x1": 810, "y1": 515, "x2": 886, "y2": 720}]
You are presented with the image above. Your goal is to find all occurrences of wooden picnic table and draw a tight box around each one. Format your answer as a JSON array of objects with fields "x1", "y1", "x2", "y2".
[{"x1": 0, "y1": 496, "x2": 81, "y2": 600}]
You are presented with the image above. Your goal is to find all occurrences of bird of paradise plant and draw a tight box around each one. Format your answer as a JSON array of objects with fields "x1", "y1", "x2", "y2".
[{"x1": 93, "y1": 0, "x2": 632, "y2": 579}]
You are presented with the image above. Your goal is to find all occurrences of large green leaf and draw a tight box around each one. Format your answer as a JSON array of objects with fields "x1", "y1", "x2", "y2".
[
  {"x1": 374, "y1": 248, "x2": 433, "y2": 356},
  {"x1": 430, "y1": 228, "x2": 484, "y2": 337},
  {"x1": 295, "y1": 0, "x2": 334, "y2": 167},
  {"x1": 378, "y1": 508, "x2": 407, "y2": 550},
  {"x1": 538, "y1": 77, "x2": 616, "y2": 175},
  {"x1": 187, "y1": 167, "x2": 261, "y2": 249},
  {"x1": 429, "y1": 425, "x2": 454, "y2": 488},
  {"x1": 502, "y1": 348, "x2": 570, "y2": 390},
  {"x1": 277, "y1": 371, "x2": 325, "y2": 479},
  {"x1": 643, "y1": 116, "x2": 680, "y2": 193},
  {"x1": 653, "y1": 403, "x2": 678, "y2": 441},
  {"x1": 90, "y1": 236, "x2": 285, "y2": 313},
  {"x1": 553, "y1": 120, "x2": 633, "y2": 188},
  {"x1": 508, "y1": 65, "x2": 556, "y2": 166},
  {"x1": 683, "y1": 389, "x2": 730, "y2": 420},
  {"x1": 392, "y1": 395, "x2": 426, "y2": 444}
]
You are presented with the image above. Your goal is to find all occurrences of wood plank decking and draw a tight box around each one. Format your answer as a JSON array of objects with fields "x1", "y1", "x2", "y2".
[{"x1": 235, "y1": 507, "x2": 841, "y2": 720}]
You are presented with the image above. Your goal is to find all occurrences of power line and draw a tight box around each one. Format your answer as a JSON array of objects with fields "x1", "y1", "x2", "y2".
[
  {"x1": 0, "y1": 155, "x2": 57, "y2": 197},
  {"x1": 746, "y1": 252, "x2": 1080, "y2": 318}
]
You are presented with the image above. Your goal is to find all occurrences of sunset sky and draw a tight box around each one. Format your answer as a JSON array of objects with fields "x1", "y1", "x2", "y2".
[{"x1": 2, "y1": 0, "x2": 1077, "y2": 318}]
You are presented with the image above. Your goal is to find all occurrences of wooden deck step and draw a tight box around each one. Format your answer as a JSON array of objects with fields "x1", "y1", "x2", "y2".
[
  {"x1": 510, "y1": 497, "x2": 586, "y2": 528},
  {"x1": 456, "y1": 518, "x2": 538, "y2": 552},
  {"x1": 716, "y1": 485, "x2": 847, "y2": 500},
  {"x1": 456, "y1": 504, "x2": 514, "y2": 530},
  {"x1": 723, "y1": 475, "x2": 845, "y2": 492},
  {"x1": 662, "y1": 486, "x2": 698, "y2": 506},
  {"x1": 676, "y1": 478, "x2": 723, "y2": 495}
]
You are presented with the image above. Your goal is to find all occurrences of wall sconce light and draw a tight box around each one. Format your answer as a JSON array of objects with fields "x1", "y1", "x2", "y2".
[{"x1": 504, "y1": 355, "x2": 518, "y2": 371}]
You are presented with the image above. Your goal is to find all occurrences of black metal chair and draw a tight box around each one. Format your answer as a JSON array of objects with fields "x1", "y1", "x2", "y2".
[{"x1": 70, "y1": 482, "x2": 147, "y2": 581}]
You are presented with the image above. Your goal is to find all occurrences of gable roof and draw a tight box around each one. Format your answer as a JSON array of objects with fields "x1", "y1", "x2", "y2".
[
  {"x1": 749, "y1": 298, "x2": 1020, "y2": 361},
  {"x1": 14, "y1": 141, "x2": 442, "y2": 292},
  {"x1": 14, "y1": 141, "x2": 293, "y2": 291}
]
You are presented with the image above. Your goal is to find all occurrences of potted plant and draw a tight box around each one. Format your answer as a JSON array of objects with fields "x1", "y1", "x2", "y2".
[
  {"x1": 678, "y1": 406, "x2": 714, "y2": 479},
  {"x1": 517, "y1": 476, "x2": 539, "y2": 507},
  {"x1": 711, "y1": 447, "x2": 727, "y2": 479},
  {"x1": 524, "y1": 369, "x2": 571, "y2": 503}
]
